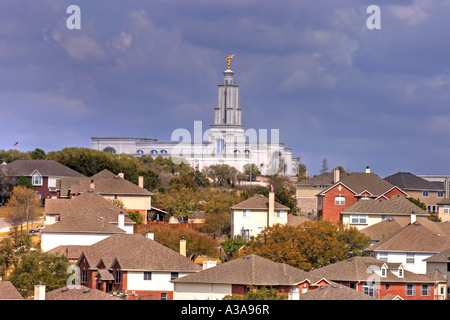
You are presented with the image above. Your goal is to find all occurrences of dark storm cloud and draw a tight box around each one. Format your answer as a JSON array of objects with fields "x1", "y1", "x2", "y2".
[{"x1": 0, "y1": 0, "x2": 449, "y2": 176}]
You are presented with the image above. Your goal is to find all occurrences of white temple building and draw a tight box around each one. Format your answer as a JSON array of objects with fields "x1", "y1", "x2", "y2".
[{"x1": 91, "y1": 59, "x2": 299, "y2": 176}]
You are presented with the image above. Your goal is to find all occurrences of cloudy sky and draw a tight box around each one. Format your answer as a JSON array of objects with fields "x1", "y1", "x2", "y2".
[{"x1": 1, "y1": 0, "x2": 449, "y2": 177}]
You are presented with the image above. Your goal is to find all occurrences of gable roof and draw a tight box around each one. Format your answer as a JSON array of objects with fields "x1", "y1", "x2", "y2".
[
  {"x1": 341, "y1": 195, "x2": 429, "y2": 216},
  {"x1": 299, "y1": 283, "x2": 376, "y2": 300},
  {"x1": 310, "y1": 256, "x2": 446, "y2": 284},
  {"x1": 3, "y1": 160, "x2": 84, "y2": 177},
  {"x1": 172, "y1": 254, "x2": 309, "y2": 286},
  {"x1": 360, "y1": 216, "x2": 413, "y2": 241},
  {"x1": 230, "y1": 194, "x2": 290, "y2": 211},
  {"x1": 0, "y1": 281, "x2": 24, "y2": 300},
  {"x1": 384, "y1": 172, "x2": 444, "y2": 191},
  {"x1": 79, "y1": 234, "x2": 201, "y2": 272},
  {"x1": 365, "y1": 219, "x2": 450, "y2": 253}
]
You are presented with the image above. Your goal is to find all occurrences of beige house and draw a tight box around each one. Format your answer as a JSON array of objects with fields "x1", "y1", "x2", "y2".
[
  {"x1": 437, "y1": 198, "x2": 450, "y2": 222},
  {"x1": 341, "y1": 195, "x2": 429, "y2": 230},
  {"x1": 230, "y1": 192, "x2": 289, "y2": 240}
]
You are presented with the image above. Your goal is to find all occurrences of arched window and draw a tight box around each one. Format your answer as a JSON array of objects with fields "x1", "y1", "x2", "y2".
[
  {"x1": 103, "y1": 147, "x2": 116, "y2": 154},
  {"x1": 334, "y1": 196, "x2": 345, "y2": 206},
  {"x1": 160, "y1": 150, "x2": 168, "y2": 155},
  {"x1": 137, "y1": 150, "x2": 144, "y2": 155},
  {"x1": 151, "y1": 150, "x2": 158, "y2": 155},
  {"x1": 217, "y1": 139, "x2": 224, "y2": 154}
]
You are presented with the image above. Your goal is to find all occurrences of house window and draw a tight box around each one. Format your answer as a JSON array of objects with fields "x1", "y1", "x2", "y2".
[
  {"x1": 363, "y1": 282, "x2": 376, "y2": 298},
  {"x1": 438, "y1": 191, "x2": 444, "y2": 198},
  {"x1": 81, "y1": 270, "x2": 87, "y2": 283},
  {"x1": 398, "y1": 268, "x2": 403, "y2": 277},
  {"x1": 444, "y1": 206, "x2": 450, "y2": 214},
  {"x1": 385, "y1": 283, "x2": 390, "y2": 290},
  {"x1": 349, "y1": 283, "x2": 356, "y2": 290},
  {"x1": 406, "y1": 253, "x2": 415, "y2": 264},
  {"x1": 115, "y1": 271, "x2": 121, "y2": 284},
  {"x1": 351, "y1": 214, "x2": 367, "y2": 224},
  {"x1": 334, "y1": 196, "x2": 345, "y2": 206},
  {"x1": 144, "y1": 272, "x2": 152, "y2": 280},
  {"x1": 421, "y1": 284, "x2": 430, "y2": 296},
  {"x1": 405, "y1": 284, "x2": 415, "y2": 296},
  {"x1": 382, "y1": 215, "x2": 390, "y2": 220},
  {"x1": 161, "y1": 293, "x2": 167, "y2": 300},
  {"x1": 379, "y1": 252, "x2": 388, "y2": 262},
  {"x1": 276, "y1": 210, "x2": 285, "y2": 218},
  {"x1": 32, "y1": 173, "x2": 42, "y2": 186},
  {"x1": 171, "y1": 272, "x2": 179, "y2": 281},
  {"x1": 447, "y1": 263, "x2": 450, "y2": 272},
  {"x1": 422, "y1": 191, "x2": 429, "y2": 198},
  {"x1": 243, "y1": 209, "x2": 250, "y2": 217},
  {"x1": 381, "y1": 268, "x2": 387, "y2": 277}
]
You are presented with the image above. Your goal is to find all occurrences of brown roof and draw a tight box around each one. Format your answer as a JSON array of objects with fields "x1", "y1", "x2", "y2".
[
  {"x1": 365, "y1": 219, "x2": 450, "y2": 253},
  {"x1": 299, "y1": 283, "x2": 376, "y2": 300},
  {"x1": 230, "y1": 194, "x2": 290, "y2": 211},
  {"x1": 287, "y1": 214, "x2": 310, "y2": 226},
  {"x1": 297, "y1": 172, "x2": 349, "y2": 187},
  {"x1": 0, "y1": 281, "x2": 24, "y2": 300},
  {"x1": 48, "y1": 245, "x2": 87, "y2": 260},
  {"x1": 79, "y1": 234, "x2": 201, "y2": 272},
  {"x1": 3, "y1": 160, "x2": 84, "y2": 177},
  {"x1": 384, "y1": 172, "x2": 444, "y2": 191},
  {"x1": 341, "y1": 195, "x2": 429, "y2": 216},
  {"x1": 310, "y1": 256, "x2": 446, "y2": 284},
  {"x1": 360, "y1": 216, "x2": 412, "y2": 241},
  {"x1": 44, "y1": 285, "x2": 121, "y2": 300},
  {"x1": 424, "y1": 247, "x2": 450, "y2": 263},
  {"x1": 59, "y1": 169, "x2": 152, "y2": 197},
  {"x1": 172, "y1": 254, "x2": 309, "y2": 286}
]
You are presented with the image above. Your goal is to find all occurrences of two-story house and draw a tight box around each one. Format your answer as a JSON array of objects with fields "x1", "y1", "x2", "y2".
[
  {"x1": 384, "y1": 172, "x2": 445, "y2": 215},
  {"x1": 77, "y1": 233, "x2": 201, "y2": 300},
  {"x1": 230, "y1": 192, "x2": 290, "y2": 240},
  {"x1": 317, "y1": 167, "x2": 408, "y2": 225},
  {"x1": 1, "y1": 160, "x2": 84, "y2": 200}
]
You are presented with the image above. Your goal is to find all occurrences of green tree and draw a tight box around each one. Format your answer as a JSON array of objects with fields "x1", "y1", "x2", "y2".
[
  {"x1": 202, "y1": 164, "x2": 239, "y2": 186},
  {"x1": 16, "y1": 176, "x2": 34, "y2": 189},
  {"x1": 0, "y1": 238, "x2": 15, "y2": 279},
  {"x1": 30, "y1": 148, "x2": 46, "y2": 160},
  {"x1": 223, "y1": 287, "x2": 287, "y2": 300},
  {"x1": 242, "y1": 164, "x2": 261, "y2": 180}
]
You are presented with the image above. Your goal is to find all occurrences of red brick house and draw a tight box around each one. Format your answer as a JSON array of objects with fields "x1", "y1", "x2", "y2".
[
  {"x1": 76, "y1": 233, "x2": 201, "y2": 300},
  {"x1": 309, "y1": 256, "x2": 447, "y2": 300},
  {"x1": 317, "y1": 167, "x2": 408, "y2": 224},
  {"x1": 2, "y1": 160, "x2": 85, "y2": 200}
]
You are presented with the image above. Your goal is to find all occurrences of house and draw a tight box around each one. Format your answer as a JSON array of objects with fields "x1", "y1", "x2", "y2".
[
  {"x1": 0, "y1": 281, "x2": 24, "y2": 300},
  {"x1": 384, "y1": 172, "x2": 446, "y2": 215},
  {"x1": 437, "y1": 198, "x2": 450, "y2": 222},
  {"x1": 59, "y1": 169, "x2": 152, "y2": 222},
  {"x1": 41, "y1": 190, "x2": 135, "y2": 252},
  {"x1": 172, "y1": 254, "x2": 316, "y2": 300},
  {"x1": 298, "y1": 283, "x2": 377, "y2": 300},
  {"x1": 359, "y1": 216, "x2": 421, "y2": 244},
  {"x1": 296, "y1": 170, "x2": 349, "y2": 217},
  {"x1": 309, "y1": 256, "x2": 447, "y2": 300},
  {"x1": 33, "y1": 283, "x2": 122, "y2": 300},
  {"x1": 341, "y1": 195, "x2": 428, "y2": 230},
  {"x1": 317, "y1": 167, "x2": 408, "y2": 225},
  {"x1": 230, "y1": 192, "x2": 290, "y2": 240},
  {"x1": 364, "y1": 216, "x2": 450, "y2": 274},
  {"x1": 424, "y1": 247, "x2": 450, "y2": 298},
  {"x1": 76, "y1": 233, "x2": 201, "y2": 300},
  {"x1": 1, "y1": 160, "x2": 84, "y2": 200}
]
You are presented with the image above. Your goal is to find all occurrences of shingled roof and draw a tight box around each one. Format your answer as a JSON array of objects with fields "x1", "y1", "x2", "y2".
[
  {"x1": 0, "y1": 281, "x2": 24, "y2": 300},
  {"x1": 384, "y1": 172, "x2": 444, "y2": 191},
  {"x1": 341, "y1": 195, "x2": 429, "y2": 216},
  {"x1": 299, "y1": 283, "x2": 376, "y2": 300},
  {"x1": 3, "y1": 160, "x2": 84, "y2": 177},
  {"x1": 79, "y1": 234, "x2": 201, "y2": 272},
  {"x1": 230, "y1": 194, "x2": 289, "y2": 211},
  {"x1": 172, "y1": 254, "x2": 309, "y2": 286},
  {"x1": 44, "y1": 285, "x2": 122, "y2": 300}
]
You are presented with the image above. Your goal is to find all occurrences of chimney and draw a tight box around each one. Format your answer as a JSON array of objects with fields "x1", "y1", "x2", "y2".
[
  {"x1": 118, "y1": 211, "x2": 125, "y2": 230},
  {"x1": 118, "y1": 172, "x2": 124, "y2": 179},
  {"x1": 202, "y1": 259, "x2": 217, "y2": 270},
  {"x1": 89, "y1": 180, "x2": 95, "y2": 191},
  {"x1": 180, "y1": 237, "x2": 187, "y2": 257},
  {"x1": 333, "y1": 168, "x2": 340, "y2": 183},
  {"x1": 268, "y1": 191, "x2": 275, "y2": 227},
  {"x1": 365, "y1": 166, "x2": 371, "y2": 173},
  {"x1": 138, "y1": 176, "x2": 144, "y2": 188},
  {"x1": 146, "y1": 230, "x2": 154, "y2": 240},
  {"x1": 410, "y1": 211, "x2": 416, "y2": 225},
  {"x1": 34, "y1": 283, "x2": 46, "y2": 300}
]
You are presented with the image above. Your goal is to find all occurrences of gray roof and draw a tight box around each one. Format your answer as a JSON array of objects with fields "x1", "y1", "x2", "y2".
[
  {"x1": 299, "y1": 283, "x2": 376, "y2": 300},
  {"x1": 172, "y1": 254, "x2": 309, "y2": 286},
  {"x1": 384, "y1": 172, "x2": 444, "y2": 191},
  {"x1": 341, "y1": 195, "x2": 429, "y2": 216},
  {"x1": 3, "y1": 160, "x2": 84, "y2": 177},
  {"x1": 0, "y1": 281, "x2": 24, "y2": 300},
  {"x1": 79, "y1": 234, "x2": 201, "y2": 272}
]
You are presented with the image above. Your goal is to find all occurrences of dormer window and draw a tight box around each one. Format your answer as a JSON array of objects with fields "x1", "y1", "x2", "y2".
[
  {"x1": 32, "y1": 172, "x2": 42, "y2": 186},
  {"x1": 398, "y1": 267, "x2": 404, "y2": 278},
  {"x1": 381, "y1": 266, "x2": 387, "y2": 277}
]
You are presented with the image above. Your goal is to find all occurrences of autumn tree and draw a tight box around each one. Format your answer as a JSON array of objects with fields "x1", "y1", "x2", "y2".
[
  {"x1": 6, "y1": 186, "x2": 41, "y2": 238},
  {"x1": 244, "y1": 220, "x2": 371, "y2": 271},
  {"x1": 202, "y1": 164, "x2": 239, "y2": 186}
]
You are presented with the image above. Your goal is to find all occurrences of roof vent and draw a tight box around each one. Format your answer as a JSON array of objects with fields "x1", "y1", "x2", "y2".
[
  {"x1": 61, "y1": 287, "x2": 68, "y2": 292},
  {"x1": 83, "y1": 288, "x2": 90, "y2": 293}
]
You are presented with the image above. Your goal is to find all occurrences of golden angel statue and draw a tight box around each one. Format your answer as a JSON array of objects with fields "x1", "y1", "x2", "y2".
[{"x1": 226, "y1": 54, "x2": 235, "y2": 69}]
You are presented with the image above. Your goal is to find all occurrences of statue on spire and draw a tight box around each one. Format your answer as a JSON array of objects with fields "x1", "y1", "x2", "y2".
[{"x1": 226, "y1": 54, "x2": 235, "y2": 69}]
